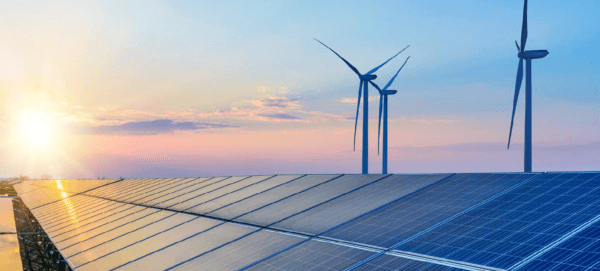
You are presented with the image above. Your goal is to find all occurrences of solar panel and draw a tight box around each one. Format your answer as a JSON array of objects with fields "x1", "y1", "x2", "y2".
[
  {"x1": 168, "y1": 229, "x2": 306, "y2": 271},
  {"x1": 208, "y1": 175, "x2": 340, "y2": 220},
  {"x1": 1, "y1": 198, "x2": 17, "y2": 233},
  {"x1": 53, "y1": 206, "x2": 155, "y2": 245},
  {"x1": 52, "y1": 205, "x2": 146, "y2": 242},
  {"x1": 66, "y1": 212, "x2": 199, "y2": 269},
  {"x1": 168, "y1": 175, "x2": 273, "y2": 212},
  {"x1": 150, "y1": 176, "x2": 248, "y2": 208},
  {"x1": 514, "y1": 217, "x2": 600, "y2": 270},
  {"x1": 185, "y1": 175, "x2": 305, "y2": 215},
  {"x1": 0, "y1": 197, "x2": 22, "y2": 270},
  {"x1": 272, "y1": 174, "x2": 450, "y2": 235},
  {"x1": 352, "y1": 253, "x2": 467, "y2": 271},
  {"x1": 13, "y1": 186, "x2": 74, "y2": 209},
  {"x1": 323, "y1": 173, "x2": 537, "y2": 248},
  {"x1": 34, "y1": 179, "x2": 120, "y2": 194},
  {"x1": 243, "y1": 239, "x2": 377, "y2": 270},
  {"x1": 59, "y1": 210, "x2": 175, "y2": 256},
  {"x1": 107, "y1": 223, "x2": 258, "y2": 271},
  {"x1": 126, "y1": 177, "x2": 202, "y2": 203},
  {"x1": 235, "y1": 174, "x2": 389, "y2": 227},
  {"x1": 143, "y1": 176, "x2": 230, "y2": 207},
  {"x1": 0, "y1": 233, "x2": 22, "y2": 271},
  {"x1": 393, "y1": 172, "x2": 600, "y2": 269},
  {"x1": 129, "y1": 177, "x2": 211, "y2": 205},
  {"x1": 110, "y1": 178, "x2": 182, "y2": 202}
]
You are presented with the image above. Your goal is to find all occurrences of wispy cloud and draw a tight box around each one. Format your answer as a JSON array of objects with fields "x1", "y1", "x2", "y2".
[
  {"x1": 87, "y1": 119, "x2": 236, "y2": 135},
  {"x1": 336, "y1": 96, "x2": 380, "y2": 104},
  {"x1": 259, "y1": 114, "x2": 301, "y2": 120}
]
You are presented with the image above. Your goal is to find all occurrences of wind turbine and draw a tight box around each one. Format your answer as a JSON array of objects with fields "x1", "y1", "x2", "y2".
[
  {"x1": 507, "y1": 0, "x2": 549, "y2": 173},
  {"x1": 315, "y1": 39, "x2": 409, "y2": 174},
  {"x1": 369, "y1": 56, "x2": 410, "y2": 174}
]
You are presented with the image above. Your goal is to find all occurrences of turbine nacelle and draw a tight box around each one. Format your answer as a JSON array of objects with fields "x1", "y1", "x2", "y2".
[
  {"x1": 382, "y1": 90, "x2": 397, "y2": 95},
  {"x1": 360, "y1": 74, "x2": 377, "y2": 81},
  {"x1": 518, "y1": 50, "x2": 549, "y2": 59}
]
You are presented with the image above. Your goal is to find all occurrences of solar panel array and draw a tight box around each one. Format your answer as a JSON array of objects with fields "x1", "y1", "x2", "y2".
[{"x1": 10, "y1": 172, "x2": 600, "y2": 270}]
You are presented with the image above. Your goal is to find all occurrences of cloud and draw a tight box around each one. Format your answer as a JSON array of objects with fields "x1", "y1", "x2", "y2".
[
  {"x1": 336, "y1": 96, "x2": 379, "y2": 104},
  {"x1": 259, "y1": 114, "x2": 301, "y2": 120},
  {"x1": 88, "y1": 119, "x2": 236, "y2": 135}
]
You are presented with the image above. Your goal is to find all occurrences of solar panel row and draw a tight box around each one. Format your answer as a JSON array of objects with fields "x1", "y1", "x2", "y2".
[{"x1": 11, "y1": 172, "x2": 600, "y2": 270}]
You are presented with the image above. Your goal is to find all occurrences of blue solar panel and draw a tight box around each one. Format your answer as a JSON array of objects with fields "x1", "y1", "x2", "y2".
[
  {"x1": 242, "y1": 239, "x2": 377, "y2": 270},
  {"x1": 394, "y1": 173, "x2": 600, "y2": 270},
  {"x1": 323, "y1": 173, "x2": 537, "y2": 248},
  {"x1": 515, "y1": 216, "x2": 600, "y2": 270},
  {"x1": 352, "y1": 253, "x2": 467, "y2": 271}
]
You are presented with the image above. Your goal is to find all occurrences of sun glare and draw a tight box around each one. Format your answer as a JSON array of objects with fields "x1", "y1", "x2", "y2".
[{"x1": 17, "y1": 110, "x2": 57, "y2": 147}]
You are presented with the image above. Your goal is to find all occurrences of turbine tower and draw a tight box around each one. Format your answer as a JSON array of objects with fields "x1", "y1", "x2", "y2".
[
  {"x1": 507, "y1": 0, "x2": 549, "y2": 172},
  {"x1": 315, "y1": 39, "x2": 408, "y2": 174},
  {"x1": 370, "y1": 56, "x2": 410, "y2": 174}
]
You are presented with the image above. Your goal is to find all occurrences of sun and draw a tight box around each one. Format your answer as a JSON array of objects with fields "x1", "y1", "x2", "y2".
[{"x1": 17, "y1": 110, "x2": 57, "y2": 147}]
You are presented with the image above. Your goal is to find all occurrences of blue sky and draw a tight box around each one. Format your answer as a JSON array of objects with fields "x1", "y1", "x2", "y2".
[{"x1": 0, "y1": 0, "x2": 598, "y2": 178}]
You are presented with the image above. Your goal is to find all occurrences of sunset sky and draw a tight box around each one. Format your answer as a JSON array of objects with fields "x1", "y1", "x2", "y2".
[{"x1": 1, "y1": 0, "x2": 598, "y2": 179}]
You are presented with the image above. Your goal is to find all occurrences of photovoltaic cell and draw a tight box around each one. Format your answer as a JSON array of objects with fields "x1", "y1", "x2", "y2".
[
  {"x1": 272, "y1": 174, "x2": 450, "y2": 235},
  {"x1": 142, "y1": 177, "x2": 229, "y2": 207},
  {"x1": 352, "y1": 253, "x2": 467, "y2": 271},
  {"x1": 515, "y1": 219, "x2": 600, "y2": 270},
  {"x1": 170, "y1": 229, "x2": 306, "y2": 271},
  {"x1": 323, "y1": 173, "x2": 537, "y2": 248},
  {"x1": 59, "y1": 210, "x2": 175, "y2": 256},
  {"x1": 52, "y1": 205, "x2": 147, "y2": 242},
  {"x1": 54, "y1": 207, "x2": 157, "y2": 246},
  {"x1": 67, "y1": 212, "x2": 199, "y2": 269},
  {"x1": 185, "y1": 175, "x2": 304, "y2": 215},
  {"x1": 14, "y1": 186, "x2": 74, "y2": 209},
  {"x1": 394, "y1": 172, "x2": 600, "y2": 270},
  {"x1": 168, "y1": 175, "x2": 273, "y2": 212},
  {"x1": 126, "y1": 177, "x2": 201, "y2": 203},
  {"x1": 112, "y1": 223, "x2": 257, "y2": 271},
  {"x1": 236, "y1": 174, "x2": 388, "y2": 227},
  {"x1": 130, "y1": 177, "x2": 211, "y2": 205},
  {"x1": 244, "y1": 239, "x2": 377, "y2": 270},
  {"x1": 151, "y1": 176, "x2": 247, "y2": 208},
  {"x1": 208, "y1": 175, "x2": 340, "y2": 220}
]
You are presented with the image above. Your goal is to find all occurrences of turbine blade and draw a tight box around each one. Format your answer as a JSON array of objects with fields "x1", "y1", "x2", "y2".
[
  {"x1": 508, "y1": 58, "x2": 524, "y2": 149},
  {"x1": 366, "y1": 45, "x2": 410, "y2": 75},
  {"x1": 314, "y1": 38, "x2": 362, "y2": 76},
  {"x1": 515, "y1": 40, "x2": 520, "y2": 52},
  {"x1": 378, "y1": 94, "x2": 383, "y2": 155},
  {"x1": 383, "y1": 56, "x2": 410, "y2": 91},
  {"x1": 520, "y1": 0, "x2": 528, "y2": 52},
  {"x1": 369, "y1": 81, "x2": 383, "y2": 93},
  {"x1": 353, "y1": 80, "x2": 364, "y2": 151}
]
